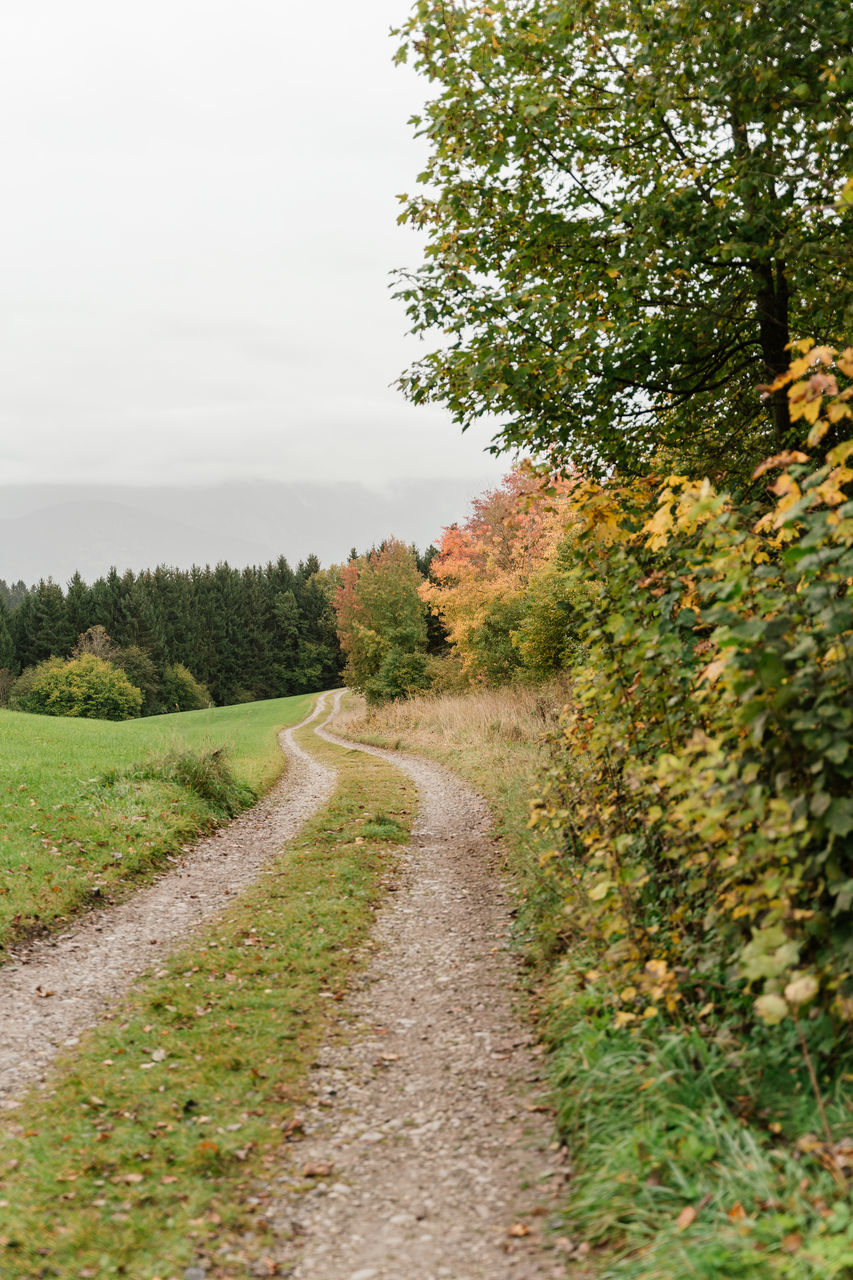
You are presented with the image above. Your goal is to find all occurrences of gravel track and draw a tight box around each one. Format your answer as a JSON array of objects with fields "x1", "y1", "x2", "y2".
[
  {"x1": 0, "y1": 694, "x2": 336, "y2": 1106},
  {"x1": 1, "y1": 695, "x2": 567, "y2": 1279},
  {"x1": 254, "y1": 718, "x2": 567, "y2": 1280}
]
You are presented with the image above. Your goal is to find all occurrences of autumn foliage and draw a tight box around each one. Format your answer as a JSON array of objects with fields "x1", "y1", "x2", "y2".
[
  {"x1": 525, "y1": 346, "x2": 853, "y2": 1030},
  {"x1": 422, "y1": 467, "x2": 578, "y2": 682}
]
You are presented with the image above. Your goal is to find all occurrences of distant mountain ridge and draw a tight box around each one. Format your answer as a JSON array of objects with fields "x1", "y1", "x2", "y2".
[{"x1": 0, "y1": 476, "x2": 496, "y2": 586}]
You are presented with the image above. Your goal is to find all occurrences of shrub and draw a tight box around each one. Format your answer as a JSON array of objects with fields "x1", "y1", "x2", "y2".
[
  {"x1": 530, "y1": 345, "x2": 853, "y2": 1031},
  {"x1": 363, "y1": 646, "x2": 430, "y2": 705},
  {"x1": 71, "y1": 625, "x2": 119, "y2": 662},
  {"x1": 113, "y1": 645, "x2": 163, "y2": 716},
  {"x1": 158, "y1": 746, "x2": 255, "y2": 816},
  {"x1": 12, "y1": 654, "x2": 143, "y2": 721},
  {"x1": 161, "y1": 663, "x2": 211, "y2": 712}
]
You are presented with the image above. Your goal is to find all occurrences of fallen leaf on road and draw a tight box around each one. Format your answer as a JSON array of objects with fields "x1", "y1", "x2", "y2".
[
  {"x1": 303, "y1": 1160, "x2": 334, "y2": 1178},
  {"x1": 508, "y1": 1222, "x2": 531, "y2": 1237}
]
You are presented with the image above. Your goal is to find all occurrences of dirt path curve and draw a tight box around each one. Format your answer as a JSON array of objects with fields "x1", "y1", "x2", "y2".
[
  {"x1": 0, "y1": 694, "x2": 337, "y2": 1107},
  {"x1": 258, "y1": 710, "x2": 567, "y2": 1280}
]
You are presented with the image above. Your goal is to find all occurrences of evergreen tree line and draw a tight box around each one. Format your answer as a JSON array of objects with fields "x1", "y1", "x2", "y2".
[{"x1": 0, "y1": 556, "x2": 342, "y2": 711}]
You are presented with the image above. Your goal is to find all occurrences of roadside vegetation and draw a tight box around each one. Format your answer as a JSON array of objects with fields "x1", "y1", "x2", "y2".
[
  {"x1": 0, "y1": 718, "x2": 415, "y2": 1279},
  {"x1": 0, "y1": 694, "x2": 314, "y2": 953}
]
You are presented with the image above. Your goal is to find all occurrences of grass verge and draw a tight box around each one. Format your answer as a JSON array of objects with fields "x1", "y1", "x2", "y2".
[
  {"x1": 0, "y1": 718, "x2": 416, "y2": 1279},
  {"x1": 0, "y1": 695, "x2": 313, "y2": 952},
  {"x1": 342, "y1": 686, "x2": 853, "y2": 1279}
]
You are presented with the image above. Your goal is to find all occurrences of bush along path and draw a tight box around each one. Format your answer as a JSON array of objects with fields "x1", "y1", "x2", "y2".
[
  {"x1": 0, "y1": 694, "x2": 336, "y2": 1106},
  {"x1": 0, "y1": 693, "x2": 565, "y2": 1278}
]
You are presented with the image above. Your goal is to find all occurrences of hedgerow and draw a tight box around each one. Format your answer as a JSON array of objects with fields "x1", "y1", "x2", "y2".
[{"x1": 529, "y1": 345, "x2": 853, "y2": 1032}]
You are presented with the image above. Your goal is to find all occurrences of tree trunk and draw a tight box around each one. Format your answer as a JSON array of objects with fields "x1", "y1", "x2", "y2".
[{"x1": 755, "y1": 260, "x2": 791, "y2": 448}]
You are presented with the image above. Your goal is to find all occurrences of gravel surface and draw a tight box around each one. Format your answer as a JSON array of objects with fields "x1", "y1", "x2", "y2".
[
  {"x1": 0, "y1": 694, "x2": 336, "y2": 1107},
  {"x1": 1, "y1": 695, "x2": 569, "y2": 1279},
  {"x1": 251, "y1": 719, "x2": 567, "y2": 1280}
]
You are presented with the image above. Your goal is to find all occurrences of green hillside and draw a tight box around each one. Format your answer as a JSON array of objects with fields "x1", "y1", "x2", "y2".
[{"x1": 0, "y1": 694, "x2": 315, "y2": 952}]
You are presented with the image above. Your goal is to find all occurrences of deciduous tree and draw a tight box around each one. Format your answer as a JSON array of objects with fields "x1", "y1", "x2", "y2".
[
  {"x1": 394, "y1": 0, "x2": 853, "y2": 477},
  {"x1": 334, "y1": 539, "x2": 429, "y2": 702}
]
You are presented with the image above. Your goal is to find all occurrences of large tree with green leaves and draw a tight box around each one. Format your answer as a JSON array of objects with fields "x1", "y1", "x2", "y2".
[{"x1": 394, "y1": 0, "x2": 853, "y2": 477}]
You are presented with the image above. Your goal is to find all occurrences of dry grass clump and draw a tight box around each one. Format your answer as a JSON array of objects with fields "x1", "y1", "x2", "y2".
[{"x1": 340, "y1": 679, "x2": 570, "y2": 843}]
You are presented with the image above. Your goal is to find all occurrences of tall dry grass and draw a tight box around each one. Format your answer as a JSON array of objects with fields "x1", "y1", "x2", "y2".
[
  {"x1": 339, "y1": 680, "x2": 571, "y2": 931},
  {"x1": 343, "y1": 681, "x2": 567, "y2": 793}
]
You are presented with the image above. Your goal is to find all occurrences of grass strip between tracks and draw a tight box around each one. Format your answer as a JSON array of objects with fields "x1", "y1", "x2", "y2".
[{"x1": 0, "y1": 723, "x2": 416, "y2": 1279}]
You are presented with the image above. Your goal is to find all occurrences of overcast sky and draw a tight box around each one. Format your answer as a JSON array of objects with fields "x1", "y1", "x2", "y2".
[{"x1": 0, "y1": 0, "x2": 507, "y2": 491}]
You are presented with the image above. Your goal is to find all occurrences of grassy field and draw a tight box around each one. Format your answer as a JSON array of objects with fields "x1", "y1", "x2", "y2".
[
  {"x1": 344, "y1": 687, "x2": 853, "y2": 1280},
  {"x1": 0, "y1": 695, "x2": 315, "y2": 952},
  {"x1": 0, "y1": 715, "x2": 416, "y2": 1279}
]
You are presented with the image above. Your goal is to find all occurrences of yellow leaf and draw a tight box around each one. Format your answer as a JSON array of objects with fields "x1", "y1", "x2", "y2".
[
  {"x1": 642, "y1": 1005, "x2": 659, "y2": 1020},
  {"x1": 784, "y1": 973, "x2": 819, "y2": 1006},
  {"x1": 827, "y1": 440, "x2": 853, "y2": 466},
  {"x1": 755, "y1": 993, "x2": 788, "y2": 1025},
  {"x1": 699, "y1": 656, "x2": 728, "y2": 686},
  {"x1": 643, "y1": 502, "x2": 674, "y2": 551},
  {"x1": 807, "y1": 419, "x2": 831, "y2": 447},
  {"x1": 769, "y1": 474, "x2": 801, "y2": 501},
  {"x1": 787, "y1": 353, "x2": 816, "y2": 380},
  {"x1": 752, "y1": 450, "x2": 809, "y2": 479},
  {"x1": 802, "y1": 396, "x2": 822, "y2": 425}
]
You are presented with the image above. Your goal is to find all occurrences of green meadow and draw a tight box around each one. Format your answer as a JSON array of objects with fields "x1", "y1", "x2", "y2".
[{"x1": 0, "y1": 694, "x2": 316, "y2": 953}]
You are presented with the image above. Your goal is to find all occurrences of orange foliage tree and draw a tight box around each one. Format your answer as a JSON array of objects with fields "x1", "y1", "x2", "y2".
[{"x1": 422, "y1": 466, "x2": 576, "y2": 682}]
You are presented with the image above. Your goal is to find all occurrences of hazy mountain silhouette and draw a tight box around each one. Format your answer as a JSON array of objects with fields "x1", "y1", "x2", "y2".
[{"x1": 0, "y1": 476, "x2": 497, "y2": 585}]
